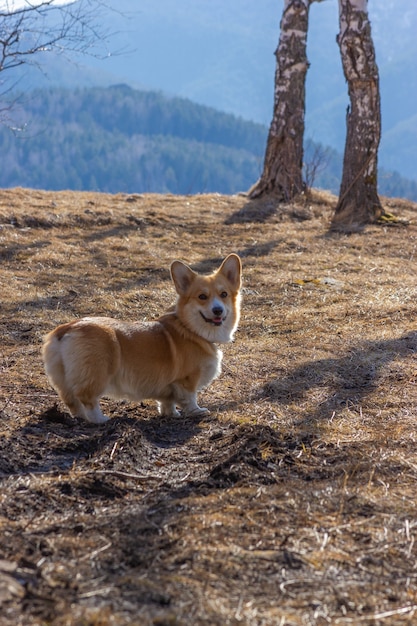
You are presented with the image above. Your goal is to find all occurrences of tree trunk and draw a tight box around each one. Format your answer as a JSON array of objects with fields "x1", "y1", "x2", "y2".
[
  {"x1": 249, "y1": 0, "x2": 311, "y2": 201},
  {"x1": 332, "y1": 0, "x2": 383, "y2": 231}
]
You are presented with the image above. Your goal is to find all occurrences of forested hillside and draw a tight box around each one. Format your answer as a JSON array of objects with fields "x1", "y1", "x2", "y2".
[
  {"x1": 0, "y1": 86, "x2": 265, "y2": 195},
  {"x1": 0, "y1": 85, "x2": 416, "y2": 199}
]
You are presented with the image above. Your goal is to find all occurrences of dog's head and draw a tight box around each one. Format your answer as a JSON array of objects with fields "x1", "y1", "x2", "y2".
[{"x1": 171, "y1": 254, "x2": 242, "y2": 343}]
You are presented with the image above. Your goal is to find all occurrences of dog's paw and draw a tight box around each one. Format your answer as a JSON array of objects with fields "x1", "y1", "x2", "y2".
[
  {"x1": 86, "y1": 414, "x2": 110, "y2": 425},
  {"x1": 185, "y1": 407, "x2": 210, "y2": 418},
  {"x1": 84, "y1": 408, "x2": 110, "y2": 424}
]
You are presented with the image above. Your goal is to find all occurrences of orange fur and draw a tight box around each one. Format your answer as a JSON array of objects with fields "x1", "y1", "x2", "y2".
[{"x1": 42, "y1": 254, "x2": 242, "y2": 423}]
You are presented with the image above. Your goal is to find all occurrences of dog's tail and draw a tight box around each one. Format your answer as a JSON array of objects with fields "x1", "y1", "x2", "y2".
[{"x1": 42, "y1": 326, "x2": 69, "y2": 396}]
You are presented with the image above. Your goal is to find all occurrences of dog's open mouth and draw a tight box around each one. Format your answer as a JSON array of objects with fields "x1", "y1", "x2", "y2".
[{"x1": 200, "y1": 312, "x2": 224, "y2": 326}]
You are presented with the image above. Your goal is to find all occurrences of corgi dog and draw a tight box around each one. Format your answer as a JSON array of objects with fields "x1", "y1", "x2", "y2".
[{"x1": 42, "y1": 254, "x2": 242, "y2": 424}]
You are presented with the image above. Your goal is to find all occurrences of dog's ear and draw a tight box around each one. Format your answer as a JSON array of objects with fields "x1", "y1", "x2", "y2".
[
  {"x1": 218, "y1": 254, "x2": 242, "y2": 291},
  {"x1": 170, "y1": 260, "x2": 196, "y2": 295}
]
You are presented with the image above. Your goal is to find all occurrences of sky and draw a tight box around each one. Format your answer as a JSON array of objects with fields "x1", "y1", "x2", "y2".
[{"x1": 0, "y1": 0, "x2": 71, "y2": 9}]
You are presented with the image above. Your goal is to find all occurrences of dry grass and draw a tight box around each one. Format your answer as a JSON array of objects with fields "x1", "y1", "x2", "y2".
[{"x1": 1, "y1": 186, "x2": 417, "y2": 625}]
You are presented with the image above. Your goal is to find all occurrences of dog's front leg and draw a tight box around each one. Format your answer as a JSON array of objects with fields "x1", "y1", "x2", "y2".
[
  {"x1": 175, "y1": 386, "x2": 209, "y2": 417},
  {"x1": 157, "y1": 401, "x2": 181, "y2": 418},
  {"x1": 184, "y1": 404, "x2": 210, "y2": 417}
]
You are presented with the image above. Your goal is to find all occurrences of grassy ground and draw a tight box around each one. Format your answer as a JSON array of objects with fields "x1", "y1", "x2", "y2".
[{"x1": 1, "y1": 187, "x2": 417, "y2": 625}]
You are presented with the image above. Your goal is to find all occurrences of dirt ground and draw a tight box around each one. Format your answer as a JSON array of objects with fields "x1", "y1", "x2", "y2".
[{"x1": 1, "y1": 187, "x2": 417, "y2": 626}]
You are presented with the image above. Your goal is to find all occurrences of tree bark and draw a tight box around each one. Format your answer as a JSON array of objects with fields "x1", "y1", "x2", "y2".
[
  {"x1": 332, "y1": 0, "x2": 383, "y2": 231},
  {"x1": 249, "y1": 0, "x2": 311, "y2": 201}
]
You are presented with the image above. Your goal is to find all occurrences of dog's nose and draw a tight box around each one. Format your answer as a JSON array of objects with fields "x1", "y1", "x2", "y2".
[{"x1": 212, "y1": 305, "x2": 224, "y2": 317}]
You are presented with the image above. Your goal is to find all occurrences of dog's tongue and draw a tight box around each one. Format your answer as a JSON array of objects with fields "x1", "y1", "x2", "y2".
[{"x1": 213, "y1": 317, "x2": 222, "y2": 325}]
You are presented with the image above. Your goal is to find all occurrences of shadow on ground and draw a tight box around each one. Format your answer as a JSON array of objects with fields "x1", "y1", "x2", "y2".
[{"x1": 259, "y1": 331, "x2": 417, "y2": 425}]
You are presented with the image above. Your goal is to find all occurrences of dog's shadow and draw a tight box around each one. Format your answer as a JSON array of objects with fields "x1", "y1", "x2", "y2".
[
  {"x1": 0, "y1": 403, "x2": 206, "y2": 477},
  {"x1": 133, "y1": 410, "x2": 204, "y2": 448}
]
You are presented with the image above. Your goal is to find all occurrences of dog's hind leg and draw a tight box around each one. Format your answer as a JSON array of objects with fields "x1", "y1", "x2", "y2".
[
  {"x1": 61, "y1": 393, "x2": 86, "y2": 419},
  {"x1": 82, "y1": 402, "x2": 109, "y2": 424},
  {"x1": 59, "y1": 390, "x2": 108, "y2": 424}
]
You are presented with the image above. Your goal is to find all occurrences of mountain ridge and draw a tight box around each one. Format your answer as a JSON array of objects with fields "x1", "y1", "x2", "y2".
[{"x1": 1, "y1": 84, "x2": 416, "y2": 200}]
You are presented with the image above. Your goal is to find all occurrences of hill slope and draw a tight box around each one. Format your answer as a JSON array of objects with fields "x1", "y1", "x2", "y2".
[{"x1": 1, "y1": 188, "x2": 417, "y2": 624}]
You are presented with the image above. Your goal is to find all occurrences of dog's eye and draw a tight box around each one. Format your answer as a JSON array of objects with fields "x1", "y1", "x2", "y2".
[
  {"x1": 220, "y1": 291, "x2": 228, "y2": 299},
  {"x1": 198, "y1": 294, "x2": 208, "y2": 300}
]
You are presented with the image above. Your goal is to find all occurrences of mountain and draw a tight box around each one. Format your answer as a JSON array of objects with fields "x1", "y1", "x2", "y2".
[
  {"x1": 1, "y1": 85, "x2": 415, "y2": 200},
  {"x1": 9, "y1": 0, "x2": 416, "y2": 184},
  {"x1": 0, "y1": 86, "x2": 266, "y2": 194}
]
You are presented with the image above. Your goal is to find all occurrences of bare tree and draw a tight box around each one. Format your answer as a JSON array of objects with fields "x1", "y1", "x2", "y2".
[
  {"x1": 249, "y1": 0, "x2": 312, "y2": 201},
  {"x1": 0, "y1": 0, "x2": 113, "y2": 119},
  {"x1": 331, "y1": 0, "x2": 384, "y2": 231},
  {"x1": 303, "y1": 138, "x2": 332, "y2": 192}
]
